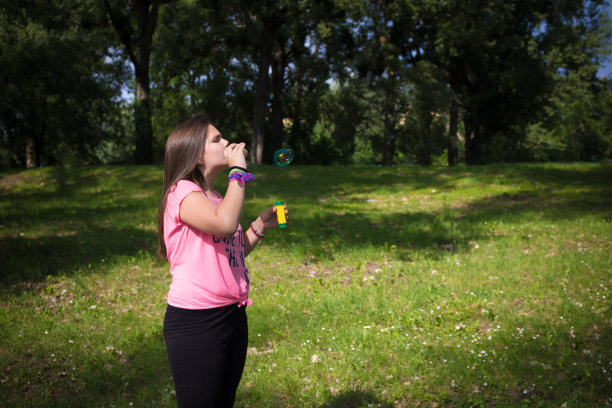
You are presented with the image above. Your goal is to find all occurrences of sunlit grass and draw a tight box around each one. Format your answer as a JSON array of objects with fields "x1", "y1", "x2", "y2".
[{"x1": 1, "y1": 163, "x2": 611, "y2": 407}]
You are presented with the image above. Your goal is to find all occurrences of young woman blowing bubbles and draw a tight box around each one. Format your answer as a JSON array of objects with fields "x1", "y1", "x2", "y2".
[{"x1": 157, "y1": 113, "x2": 288, "y2": 407}]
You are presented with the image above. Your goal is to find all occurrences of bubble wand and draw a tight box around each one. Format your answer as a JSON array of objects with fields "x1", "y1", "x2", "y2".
[{"x1": 273, "y1": 149, "x2": 294, "y2": 228}]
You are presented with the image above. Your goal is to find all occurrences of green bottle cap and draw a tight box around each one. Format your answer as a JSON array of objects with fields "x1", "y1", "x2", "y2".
[{"x1": 275, "y1": 200, "x2": 284, "y2": 206}]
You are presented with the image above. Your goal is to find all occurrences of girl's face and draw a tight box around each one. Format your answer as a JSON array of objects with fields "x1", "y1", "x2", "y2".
[{"x1": 200, "y1": 124, "x2": 229, "y2": 170}]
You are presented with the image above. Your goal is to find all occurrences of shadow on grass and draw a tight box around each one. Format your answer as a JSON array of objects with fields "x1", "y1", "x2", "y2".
[
  {"x1": 2, "y1": 163, "x2": 610, "y2": 286},
  {"x1": 322, "y1": 389, "x2": 395, "y2": 407},
  {"x1": 0, "y1": 166, "x2": 160, "y2": 286},
  {"x1": 0, "y1": 226, "x2": 156, "y2": 284},
  {"x1": 11, "y1": 326, "x2": 174, "y2": 408},
  {"x1": 254, "y1": 164, "x2": 611, "y2": 264}
]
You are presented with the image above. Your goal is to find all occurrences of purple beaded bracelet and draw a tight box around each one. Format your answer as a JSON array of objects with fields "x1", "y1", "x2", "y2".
[{"x1": 229, "y1": 171, "x2": 256, "y2": 184}]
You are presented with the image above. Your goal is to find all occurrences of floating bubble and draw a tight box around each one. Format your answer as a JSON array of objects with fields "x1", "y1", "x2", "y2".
[{"x1": 273, "y1": 149, "x2": 294, "y2": 166}]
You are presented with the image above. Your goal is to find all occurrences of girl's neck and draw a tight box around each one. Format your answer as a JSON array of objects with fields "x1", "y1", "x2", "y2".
[{"x1": 200, "y1": 165, "x2": 223, "y2": 195}]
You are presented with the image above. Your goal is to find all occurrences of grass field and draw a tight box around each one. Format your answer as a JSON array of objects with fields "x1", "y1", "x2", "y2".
[{"x1": 1, "y1": 163, "x2": 611, "y2": 407}]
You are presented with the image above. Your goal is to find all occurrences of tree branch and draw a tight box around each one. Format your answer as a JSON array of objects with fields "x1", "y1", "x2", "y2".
[{"x1": 102, "y1": 0, "x2": 138, "y2": 66}]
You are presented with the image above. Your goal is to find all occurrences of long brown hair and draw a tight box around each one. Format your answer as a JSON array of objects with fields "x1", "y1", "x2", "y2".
[{"x1": 157, "y1": 112, "x2": 210, "y2": 260}]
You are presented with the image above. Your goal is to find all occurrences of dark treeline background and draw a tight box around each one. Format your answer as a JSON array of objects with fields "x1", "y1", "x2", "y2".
[{"x1": 1, "y1": 0, "x2": 611, "y2": 168}]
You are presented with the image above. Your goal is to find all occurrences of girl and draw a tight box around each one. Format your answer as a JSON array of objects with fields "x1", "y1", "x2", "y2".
[{"x1": 157, "y1": 113, "x2": 287, "y2": 407}]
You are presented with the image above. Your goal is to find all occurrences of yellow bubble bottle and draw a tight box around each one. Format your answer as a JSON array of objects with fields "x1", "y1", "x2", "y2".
[{"x1": 275, "y1": 201, "x2": 287, "y2": 228}]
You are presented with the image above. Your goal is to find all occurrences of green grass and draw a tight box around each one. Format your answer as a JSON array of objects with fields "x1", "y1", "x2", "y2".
[{"x1": 1, "y1": 163, "x2": 611, "y2": 407}]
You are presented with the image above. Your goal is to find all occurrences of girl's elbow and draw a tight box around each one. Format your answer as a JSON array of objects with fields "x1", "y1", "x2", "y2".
[{"x1": 218, "y1": 222, "x2": 239, "y2": 236}]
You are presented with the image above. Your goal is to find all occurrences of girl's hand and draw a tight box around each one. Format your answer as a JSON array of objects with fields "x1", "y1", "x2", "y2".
[
  {"x1": 224, "y1": 142, "x2": 247, "y2": 168},
  {"x1": 258, "y1": 203, "x2": 290, "y2": 231}
]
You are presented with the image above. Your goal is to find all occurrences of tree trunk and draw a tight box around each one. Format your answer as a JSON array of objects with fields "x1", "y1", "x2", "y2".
[
  {"x1": 463, "y1": 111, "x2": 473, "y2": 164},
  {"x1": 381, "y1": 112, "x2": 396, "y2": 166},
  {"x1": 269, "y1": 39, "x2": 287, "y2": 161},
  {"x1": 103, "y1": 0, "x2": 161, "y2": 165},
  {"x1": 134, "y1": 64, "x2": 153, "y2": 164},
  {"x1": 25, "y1": 114, "x2": 43, "y2": 168},
  {"x1": 381, "y1": 77, "x2": 397, "y2": 166},
  {"x1": 250, "y1": 25, "x2": 275, "y2": 164},
  {"x1": 381, "y1": 130, "x2": 396, "y2": 165},
  {"x1": 417, "y1": 114, "x2": 432, "y2": 166},
  {"x1": 25, "y1": 137, "x2": 36, "y2": 168},
  {"x1": 448, "y1": 96, "x2": 459, "y2": 166},
  {"x1": 464, "y1": 107, "x2": 483, "y2": 165},
  {"x1": 290, "y1": 59, "x2": 309, "y2": 162}
]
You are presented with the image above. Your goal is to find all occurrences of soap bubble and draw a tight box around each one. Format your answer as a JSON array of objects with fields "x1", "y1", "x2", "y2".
[{"x1": 273, "y1": 149, "x2": 294, "y2": 166}]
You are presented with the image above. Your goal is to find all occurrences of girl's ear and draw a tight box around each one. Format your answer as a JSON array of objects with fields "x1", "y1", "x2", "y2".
[{"x1": 196, "y1": 151, "x2": 205, "y2": 165}]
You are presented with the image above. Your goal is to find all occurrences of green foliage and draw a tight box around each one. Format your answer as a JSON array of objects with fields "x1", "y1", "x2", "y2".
[
  {"x1": 0, "y1": 0, "x2": 611, "y2": 167},
  {"x1": 151, "y1": 0, "x2": 253, "y2": 163},
  {"x1": 0, "y1": 0, "x2": 129, "y2": 167},
  {"x1": 303, "y1": 86, "x2": 362, "y2": 165},
  {"x1": 402, "y1": 61, "x2": 450, "y2": 165}
]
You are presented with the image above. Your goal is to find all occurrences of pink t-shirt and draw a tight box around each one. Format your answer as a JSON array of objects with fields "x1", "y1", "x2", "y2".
[{"x1": 163, "y1": 180, "x2": 250, "y2": 309}]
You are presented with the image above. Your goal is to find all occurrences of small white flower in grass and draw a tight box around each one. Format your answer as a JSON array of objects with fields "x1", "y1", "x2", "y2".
[{"x1": 311, "y1": 354, "x2": 321, "y2": 363}]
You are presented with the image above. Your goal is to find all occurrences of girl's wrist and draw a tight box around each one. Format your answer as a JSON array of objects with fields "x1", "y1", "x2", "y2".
[
  {"x1": 253, "y1": 217, "x2": 265, "y2": 235},
  {"x1": 250, "y1": 218, "x2": 265, "y2": 239},
  {"x1": 228, "y1": 168, "x2": 255, "y2": 184}
]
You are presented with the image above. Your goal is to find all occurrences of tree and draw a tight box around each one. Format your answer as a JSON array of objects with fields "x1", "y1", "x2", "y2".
[
  {"x1": 326, "y1": 0, "x2": 426, "y2": 165},
  {"x1": 233, "y1": 0, "x2": 289, "y2": 164},
  {"x1": 151, "y1": 0, "x2": 254, "y2": 162},
  {"x1": 405, "y1": 61, "x2": 450, "y2": 165},
  {"x1": 425, "y1": 0, "x2": 610, "y2": 164},
  {"x1": 0, "y1": 0, "x2": 126, "y2": 167},
  {"x1": 102, "y1": 0, "x2": 169, "y2": 164}
]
